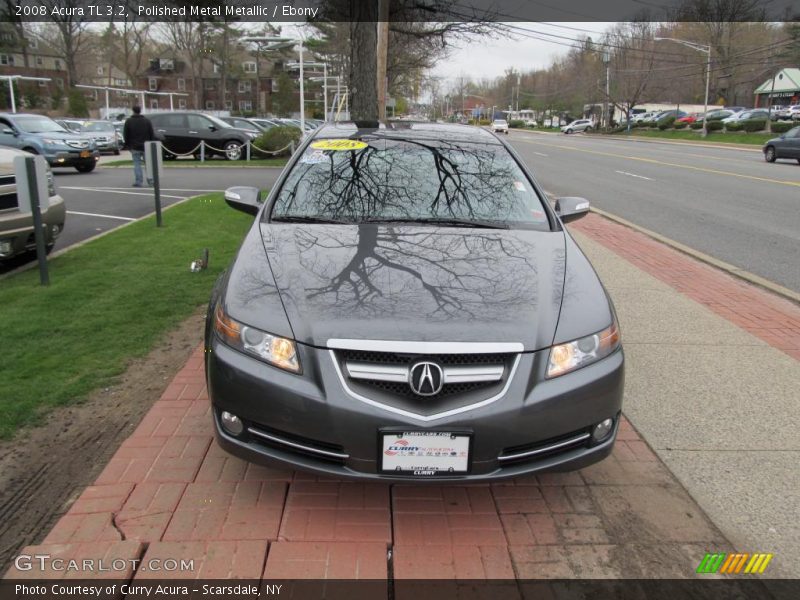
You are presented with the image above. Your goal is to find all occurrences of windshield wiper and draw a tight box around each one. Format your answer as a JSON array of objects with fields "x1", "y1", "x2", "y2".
[
  {"x1": 361, "y1": 217, "x2": 509, "y2": 229},
  {"x1": 270, "y1": 215, "x2": 352, "y2": 224}
]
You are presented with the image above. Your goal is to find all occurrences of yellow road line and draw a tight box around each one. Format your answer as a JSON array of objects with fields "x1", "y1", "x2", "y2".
[{"x1": 516, "y1": 138, "x2": 800, "y2": 188}]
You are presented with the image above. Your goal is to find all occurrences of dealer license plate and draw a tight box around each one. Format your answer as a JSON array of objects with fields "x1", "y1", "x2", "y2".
[
  {"x1": 79, "y1": 150, "x2": 91, "y2": 158},
  {"x1": 381, "y1": 432, "x2": 470, "y2": 475}
]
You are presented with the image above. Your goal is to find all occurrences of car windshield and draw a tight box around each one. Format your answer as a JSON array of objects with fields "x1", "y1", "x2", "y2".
[
  {"x1": 14, "y1": 116, "x2": 67, "y2": 134},
  {"x1": 82, "y1": 121, "x2": 115, "y2": 131},
  {"x1": 270, "y1": 138, "x2": 551, "y2": 230}
]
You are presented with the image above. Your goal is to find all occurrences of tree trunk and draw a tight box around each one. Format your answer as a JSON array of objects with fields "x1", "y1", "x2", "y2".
[{"x1": 349, "y1": 1, "x2": 378, "y2": 122}]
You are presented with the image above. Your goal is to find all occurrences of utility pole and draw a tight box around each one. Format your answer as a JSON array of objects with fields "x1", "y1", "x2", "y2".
[
  {"x1": 766, "y1": 68, "x2": 777, "y2": 133},
  {"x1": 655, "y1": 38, "x2": 711, "y2": 138},
  {"x1": 376, "y1": 0, "x2": 389, "y2": 120}
]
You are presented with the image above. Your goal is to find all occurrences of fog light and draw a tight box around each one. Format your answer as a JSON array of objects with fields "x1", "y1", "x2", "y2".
[
  {"x1": 592, "y1": 418, "x2": 614, "y2": 442},
  {"x1": 0, "y1": 240, "x2": 13, "y2": 257},
  {"x1": 220, "y1": 411, "x2": 244, "y2": 436},
  {"x1": 51, "y1": 224, "x2": 61, "y2": 237}
]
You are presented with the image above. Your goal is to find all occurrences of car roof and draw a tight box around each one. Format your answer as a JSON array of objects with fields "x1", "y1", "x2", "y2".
[{"x1": 312, "y1": 121, "x2": 503, "y2": 145}]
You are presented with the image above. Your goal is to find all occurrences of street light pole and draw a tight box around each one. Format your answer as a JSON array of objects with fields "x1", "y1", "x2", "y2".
[
  {"x1": 655, "y1": 37, "x2": 711, "y2": 138},
  {"x1": 323, "y1": 62, "x2": 328, "y2": 122},
  {"x1": 298, "y1": 41, "x2": 305, "y2": 131}
]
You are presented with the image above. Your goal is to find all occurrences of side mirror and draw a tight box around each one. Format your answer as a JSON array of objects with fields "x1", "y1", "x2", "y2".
[
  {"x1": 224, "y1": 186, "x2": 261, "y2": 216},
  {"x1": 554, "y1": 197, "x2": 590, "y2": 224},
  {"x1": 209, "y1": 125, "x2": 217, "y2": 132}
]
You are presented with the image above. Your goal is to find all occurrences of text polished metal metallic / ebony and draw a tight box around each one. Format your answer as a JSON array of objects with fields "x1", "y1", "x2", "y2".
[{"x1": 205, "y1": 122, "x2": 624, "y2": 481}]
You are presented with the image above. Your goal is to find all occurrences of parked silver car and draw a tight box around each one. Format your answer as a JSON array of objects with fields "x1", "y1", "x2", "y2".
[{"x1": 561, "y1": 119, "x2": 594, "y2": 134}]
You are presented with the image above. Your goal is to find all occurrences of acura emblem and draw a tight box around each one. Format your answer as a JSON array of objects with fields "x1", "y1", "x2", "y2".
[{"x1": 408, "y1": 361, "x2": 444, "y2": 396}]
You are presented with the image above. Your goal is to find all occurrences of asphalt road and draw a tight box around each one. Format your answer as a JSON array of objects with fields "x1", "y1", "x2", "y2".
[{"x1": 508, "y1": 131, "x2": 800, "y2": 293}]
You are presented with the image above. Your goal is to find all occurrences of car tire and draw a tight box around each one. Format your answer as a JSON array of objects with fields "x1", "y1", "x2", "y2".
[
  {"x1": 764, "y1": 146, "x2": 776, "y2": 163},
  {"x1": 223, "y1": 141, "x2": 242, "y2": 161},
  {"x1": 75, "y1": 163, "x2": 96, "y2": 173},
  {"x1": 114, "y1": 149, "x2": 120, "y2": 156},
  {"x1": 564, "y1": 129, "x2": 571, "y2": 134},
  {"x1": 585, "y1": 126, "x2": 593, "y2": 132}
]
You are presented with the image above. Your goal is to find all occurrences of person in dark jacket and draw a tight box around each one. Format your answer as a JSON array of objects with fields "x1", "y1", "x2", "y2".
[{"x1": 123, "y1": 106, "x2": 155, "y2": 187}]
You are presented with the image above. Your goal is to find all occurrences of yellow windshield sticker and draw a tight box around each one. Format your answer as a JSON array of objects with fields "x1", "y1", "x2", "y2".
[{"x1": 311, "y1": 139, "x2": 368, "y2": 151}]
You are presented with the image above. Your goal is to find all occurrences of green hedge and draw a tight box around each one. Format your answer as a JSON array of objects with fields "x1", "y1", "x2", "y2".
[
  {"x1": 770, "y1": 121, "x2": 794, "y2": 134},
  {"x1": 253, "y1": 125, "x2": 302, "y2": 157},
  {"x1": 509, "y1": 119, "x2": 525, "y2": 129},
  {"x1": 741, "y1": 119, "x2": 767, "y2": 133},
  {"x1": 689, "y1": 122, "x2": 704, "y2": 130},
  {"x1": 673, "y1": 121, "x2": 688, "y2": 129},
  {"x1": 707, "y1": 120, "x2": 724, "y2": 131},
  {"x1": 725, "y1": 121, "x2": 743, "y2": 132},
  {"x1": 657, "y1": 116, "x2": 676, "y2": 130}
]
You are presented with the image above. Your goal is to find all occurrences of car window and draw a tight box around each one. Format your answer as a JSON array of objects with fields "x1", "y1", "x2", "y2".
[
  {"x1": 786, "y1": 128, "x2": 800, "y2": 138},
  {"x1": 0, "y1": 117, "x2": 13, "y2": 129},
  {"x1": 187, "y1": 114, "x2": 214, "y2": 130},
  {"x1": 83, "y1": 121, "x2": 114, "y2": 131},
  {"x1": 152, "y1": 114, "x2": 186, "y2": 128},
  {"x1": 271, "y1": 139, "x2": 551, "y2": 230}
]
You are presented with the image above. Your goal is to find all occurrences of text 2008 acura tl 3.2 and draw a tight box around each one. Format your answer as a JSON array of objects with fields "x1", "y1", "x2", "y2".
[{"x1": 205, "y1": 122, "x2": 623, "y2": 481}]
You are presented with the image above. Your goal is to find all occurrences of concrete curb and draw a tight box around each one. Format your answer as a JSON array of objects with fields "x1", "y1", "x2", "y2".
[{"x1": 589, "y1": 206, "x2": 800, "y2": 305}]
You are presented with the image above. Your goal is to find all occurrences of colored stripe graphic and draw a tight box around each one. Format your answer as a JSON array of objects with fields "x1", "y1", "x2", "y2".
[
  {"x1": 697, "y1": 553, "x2": 773, "y2": 574},
  {"x1": 697, "y1": 553, "x2": 726, "y2": 574}
]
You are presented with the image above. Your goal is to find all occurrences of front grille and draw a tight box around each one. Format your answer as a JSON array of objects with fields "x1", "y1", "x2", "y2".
[
  {"x1": 360, "y1": 378, "x2": 491, "y2": 400},
  {"x1": 0, "y1": 192, "x2": 18, "y2": 211},
  {"x1": 337, "y1": 349, "x2": 515, "y2": 404},
  {"x1": 340, "y1": 349, "x2": 514, "y2": 367},
  {"x1": 65, "y1": 140, "x2": 89, "y2": 149}
]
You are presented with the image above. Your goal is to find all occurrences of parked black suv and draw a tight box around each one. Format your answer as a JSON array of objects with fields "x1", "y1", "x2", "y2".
[{"x1": 148, "y1": 112, "x2": 257, "y2": 160}]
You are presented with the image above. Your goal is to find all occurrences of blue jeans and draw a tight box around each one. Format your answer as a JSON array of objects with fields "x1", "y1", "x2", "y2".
[{"x1": 131, "y1": 150, "x2": 153, "y2": 186}]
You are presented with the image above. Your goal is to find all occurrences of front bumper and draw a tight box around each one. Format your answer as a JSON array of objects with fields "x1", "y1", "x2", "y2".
[
  {"x1": 44, "y1": 149, "x2": 99, "y2": 167},
  {"x1": 206, "y1": 337, "x2": 624, "y2": 482}
]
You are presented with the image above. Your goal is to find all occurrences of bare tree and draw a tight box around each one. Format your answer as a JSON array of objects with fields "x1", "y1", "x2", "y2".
[
  {"x1": 34, "y1": 0, "x2": 90, "y2": 86},
  {"x1": 155, "y1": 22, "x2": 209, "y2": 108}
]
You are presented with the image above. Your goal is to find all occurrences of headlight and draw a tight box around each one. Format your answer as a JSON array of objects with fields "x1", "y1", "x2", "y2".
[
  {"x1": 42, "y1": 138, "x2": 63, "y2": 145},
  {"x1": 214, "y1": 304, "x2": 301, "y2": 373},
  {"x1": 546, "y1": 319, "x2": 620, "y2": 378}
]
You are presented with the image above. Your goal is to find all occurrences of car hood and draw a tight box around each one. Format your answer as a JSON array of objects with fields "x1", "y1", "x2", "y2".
[{"x1": 257, "y1": 223, "x2": 568, "y2": 351}]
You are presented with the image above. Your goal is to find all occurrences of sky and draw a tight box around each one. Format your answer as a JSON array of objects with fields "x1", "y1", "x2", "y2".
[{"x1": 429, "y1": 22, "x2": 614, "y2": 83}]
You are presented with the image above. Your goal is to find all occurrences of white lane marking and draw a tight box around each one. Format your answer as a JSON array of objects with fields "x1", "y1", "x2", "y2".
[
  {"x1": 59, "y1": 186, "x2": 186, "y2": 199},
  {"x1": 615, "y1": 170, "x2": 653, "y2": 181},
  {"x1": 67, "y1": 210, "x2": 136, "y2": 221},
  {"x1": 533, "y1": 151, "x2": 549, "y2": 157}
]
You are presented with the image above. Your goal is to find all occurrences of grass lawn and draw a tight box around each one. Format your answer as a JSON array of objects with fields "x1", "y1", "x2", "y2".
[
  {"x1": 617, "y1": 129, "x2": 776, "y2": 146},
  {"x1": 103, "y1": 157, "x2": 288, "y2": 168},
  {"x1": 0, "y1": 193, "x2": 253, "y2": 439}
]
